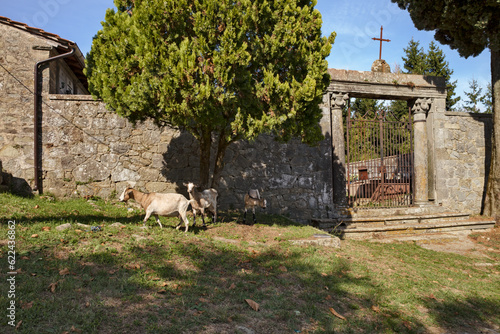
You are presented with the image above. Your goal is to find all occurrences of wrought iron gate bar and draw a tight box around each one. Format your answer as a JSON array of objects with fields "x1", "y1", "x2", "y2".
[{"x1": 345, "y1": 107, "x2": 414, "y2": 208}]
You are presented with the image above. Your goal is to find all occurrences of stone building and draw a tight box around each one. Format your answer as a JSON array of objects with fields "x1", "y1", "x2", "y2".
[{"x1": 0, "y1": 16, "x2": 493, "y2": 225}]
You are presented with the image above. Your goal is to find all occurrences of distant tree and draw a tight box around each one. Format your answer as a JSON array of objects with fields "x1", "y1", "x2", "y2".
[
  {"x1": 462, "y1": 78, "x2": 483, "y2": 113},
  {"x1": 85, "y1": 0, "x2": 335, "y2": 188},
  {"x1": 482, "y1": 83, "x2": 493, "y2": 114},
  {"x1": 392, "y1": 0, "x2": 500, "y2": 218},
  {"x1": 400, "y1": 39, "x2": 459, "y2": 110},
  {"x1": 402, "y1": 38, "x2": 426, "y2": 74},
  {"x1": 350, "y1": 98, "x2": 381, "y2": 119},
  {"x1": 425, "y1": 41, "x2": 460, "y2": 110},
  {"x1": 389, "y1": 100, "x2": 409, "y2": 120}
]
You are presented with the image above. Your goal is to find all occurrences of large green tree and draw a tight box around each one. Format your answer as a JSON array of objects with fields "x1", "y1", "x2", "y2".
[
  {"x1": 85, "y1": 0, "x2": 335, "y2": 188},
  {"x1": 392, "y1": 0, "x2": 500, "y2": 218}
]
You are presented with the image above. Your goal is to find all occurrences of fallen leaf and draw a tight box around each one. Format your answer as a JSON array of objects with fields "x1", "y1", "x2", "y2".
[
  {"x1": 34, "y1": 205, "x2": 39, "y2": 209},
  {"x1": 229, "y1": 283, "x2": 236, "y2": 290},
  {"x1": 329, "y1": 307, "x2": 346, "y2": 320},
  {"x1": 16, "y1": 320, "x2": 22, "y2": 329},
  {"x1": 324, "y1": 295, "x2": 332, "y2": 301},
  {"x1": 85, "y1": 302, "x2": 90, "y2": 308},
  {"x1": 71, "y1": 325, "x2": 82, "y2": 333},
  {"x1": 245, "y1": 299, "x2": 260, "y2": 311},
  {"x1": 199, "y1": 297, "x2": 209, "y2": 303},
  {"x1": 75, "y1": 229, "x2": 83, "y2": 233},
  {"x1": 321, "y1": 273, "x2": 328, "y2": 277},
  {"x1": 21, "y1": 256, "x2": 29, "y2": 260},
  {"x1": 278, "y1": 266, "x2": 287, "y2": 272},
  {"x1": 371, "y1": 305, "x2": 380, "y2": 313},
  {"x1": 59, "y1": 268, "x2": 70, "y2": 276},
  {"x1": 31, "y1": 234, "x2": 39, "y2": 238},
  {"x1": 21, "y1": 301, "x2": 33, "y2": 310},
  {"x1": 48, "y1": 282, "x2": 58, "y2": 293},
  {"x1": 42, "y1": 226, "x2": 50, "y2": 231}
]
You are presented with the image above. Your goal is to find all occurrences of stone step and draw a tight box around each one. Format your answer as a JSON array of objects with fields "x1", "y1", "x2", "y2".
[
  {"x1": 312, "y1": 212, "x2": 471, "y2": 230},
  {"x1": 327, "y1": 219, "x2": 496, "y2": 240}
]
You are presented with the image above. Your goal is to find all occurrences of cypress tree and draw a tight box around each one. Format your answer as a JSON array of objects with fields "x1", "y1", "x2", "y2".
[{"x1": 85, "y1": 0, "x2": 335, "y2": 188}]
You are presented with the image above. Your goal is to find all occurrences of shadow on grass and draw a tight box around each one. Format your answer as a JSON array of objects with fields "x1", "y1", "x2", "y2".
[
  {"x1": 422, "y1": 295, "x2": 500, "y2": 333},
  {"x1": 1, "y1": 234, "x2": 440, "y2": 334}
]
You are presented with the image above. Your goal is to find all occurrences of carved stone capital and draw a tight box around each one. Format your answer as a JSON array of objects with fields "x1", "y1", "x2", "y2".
[
  {"x1": 411, "y1": 98, "x2": 433, "y2": 115},
  {"x1": 330, "y1": 92, "x2": 349, "y2": 109}
]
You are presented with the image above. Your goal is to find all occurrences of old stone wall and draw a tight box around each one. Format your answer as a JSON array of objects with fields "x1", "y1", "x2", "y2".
[
  {"x1": 433, "y1": 111, "x2": 492, "y2": 213},
  {"x1": 0, "y1": 23, "x2": 53, "y2": 194},
  {"x1": 36, "y1": 95, "x2": 334, "y2": 223}
]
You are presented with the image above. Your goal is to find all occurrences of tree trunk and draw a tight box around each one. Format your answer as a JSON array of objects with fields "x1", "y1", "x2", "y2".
[
  {"x1": 483, "y1": 48, "x2": 500, "y2": 222},
  {"x1": 211, "y1": 129, "x2": 230, "y2": 190},
  {"x1": 198, "y1": 130, "x2": 212, "y2": 189}
]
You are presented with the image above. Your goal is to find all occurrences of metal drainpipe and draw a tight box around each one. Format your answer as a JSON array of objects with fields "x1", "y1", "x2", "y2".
[{"x1": 33, "y1": 46, "x2": 75, "y2": 193}]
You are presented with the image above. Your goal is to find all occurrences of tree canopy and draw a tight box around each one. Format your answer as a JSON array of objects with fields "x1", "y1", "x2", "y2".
[
  {"x1": 85, "y1": 0, "x2": 335, "y2": 188},
  {"x1": 392, "y1": 0, "x2": 500, "y2": 218}
]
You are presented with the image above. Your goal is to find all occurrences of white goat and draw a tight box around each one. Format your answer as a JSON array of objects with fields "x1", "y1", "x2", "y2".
[
  {"x1": 243, "y1": 189, "x2": 267, "y2": 225},
  {"x1": 119, "y1": 187, "x2": 192, "y2": 232},
  {"x1": 185, "y1": 182, "x2": 218, "y2": 227}
]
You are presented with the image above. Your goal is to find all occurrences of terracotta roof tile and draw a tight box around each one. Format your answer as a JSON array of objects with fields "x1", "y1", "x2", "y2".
[{"x1": 0, "y1": 15, "x2": 75, "y2": 47}]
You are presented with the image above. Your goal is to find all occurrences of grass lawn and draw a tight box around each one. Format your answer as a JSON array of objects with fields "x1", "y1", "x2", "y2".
[{"x1": 0, "y1": 193, "x2": 499, "y2": 333}]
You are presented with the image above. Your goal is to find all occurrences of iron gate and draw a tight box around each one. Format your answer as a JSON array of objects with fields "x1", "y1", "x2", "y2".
[{"x1": 345, "y1": 107, "x2": 414, "y2": 208}]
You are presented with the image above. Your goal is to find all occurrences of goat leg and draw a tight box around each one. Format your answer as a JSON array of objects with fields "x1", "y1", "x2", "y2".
[
  {"x1": 143, "y1": 210, "x2": 153, "y2": 227},
  {"x1": 243, "y1": 209, "x2": 247, "y2": 224},
  {"x1": 154, "y1": 214, "x2": 163, "y2": 229},
  {"x1": 192, "y1": 212, "x2": 197, "y2": 227}
]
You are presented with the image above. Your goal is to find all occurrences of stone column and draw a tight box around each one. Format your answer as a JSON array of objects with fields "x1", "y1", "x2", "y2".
[
  {"x1": 411, "y1": 98, "x2": 432, "y2": 206},
  {"x1": 330, "y1": 92, "x2": 349, "y2": 208}
]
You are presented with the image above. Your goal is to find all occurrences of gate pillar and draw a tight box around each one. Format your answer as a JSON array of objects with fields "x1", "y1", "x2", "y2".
[
  {"x1": 330, "y1": 92, "x2": 349, "y2": 207},
  {"x1": 411, "y1": 98, "x2": 432, "y2": 206}
]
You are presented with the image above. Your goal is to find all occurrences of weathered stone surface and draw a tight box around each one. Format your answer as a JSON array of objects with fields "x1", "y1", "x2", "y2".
[
  {"x1": 290, "y1": 235, "x2": 341, "y2": 248},
  {"x1": 73, "y1": 160, "x2": 110, "y2": 182},
  {"x1": 56, "y1": 223, "x2": 72, "y2": 231}
]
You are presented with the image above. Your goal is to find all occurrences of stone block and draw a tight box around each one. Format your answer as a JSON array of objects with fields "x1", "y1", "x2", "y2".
[
  {"x1": 111, "y1": 167, "x2": 140, "y2": 182},
  {"x1": 73, "y1": 160, "x2": 110, "y2": 182}
]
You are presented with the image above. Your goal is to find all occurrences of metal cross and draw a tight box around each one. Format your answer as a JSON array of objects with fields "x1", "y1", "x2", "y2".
[{"x1": 372, "y1": 26, "x2": 390, "y2": 60}]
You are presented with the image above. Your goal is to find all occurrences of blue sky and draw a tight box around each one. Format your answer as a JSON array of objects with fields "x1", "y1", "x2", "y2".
[{"x1": 1, "y1": 0, "x2": 491, "y2": 110}]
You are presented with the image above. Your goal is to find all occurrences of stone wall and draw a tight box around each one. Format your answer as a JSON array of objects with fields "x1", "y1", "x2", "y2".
[
  {"x1": 37, "y1": 95, "x2": 334, "y2": 223},
  {"x1": 433, "y1": 111, "x2": 492, "y2": 213},
  {"x1": 0, "y1": 23, "x2": 50, "y2": 194}
]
